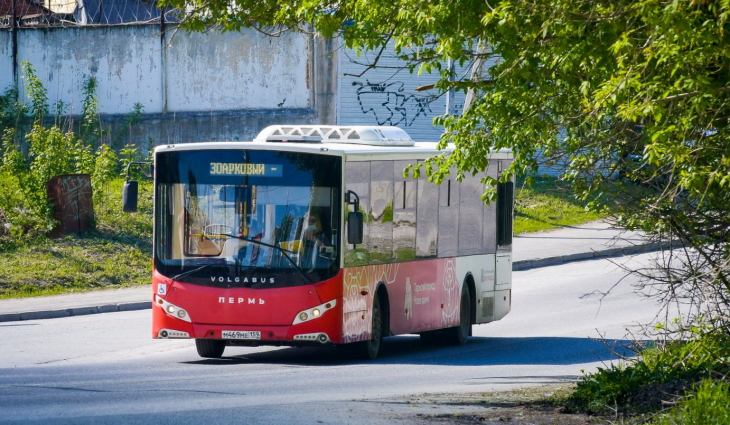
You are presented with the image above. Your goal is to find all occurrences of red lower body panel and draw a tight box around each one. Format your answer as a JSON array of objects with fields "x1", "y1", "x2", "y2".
[{"x1": 152, "y1": 300, "x2": 343, "y2": 344}]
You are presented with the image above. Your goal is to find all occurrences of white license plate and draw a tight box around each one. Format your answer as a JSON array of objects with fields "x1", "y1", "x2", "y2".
[{"x1": 222, "y1": 330, "x2": 261, "y2": 340}]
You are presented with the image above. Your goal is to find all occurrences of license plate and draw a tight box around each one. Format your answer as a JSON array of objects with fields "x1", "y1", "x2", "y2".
[{"x1": 222, "y1": 330, "x2": 261, "y2": 340}]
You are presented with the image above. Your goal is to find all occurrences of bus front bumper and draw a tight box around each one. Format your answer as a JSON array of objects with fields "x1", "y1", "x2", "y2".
[{"x1": 152, "y1": 301, "x2": 343, "y2": 345}]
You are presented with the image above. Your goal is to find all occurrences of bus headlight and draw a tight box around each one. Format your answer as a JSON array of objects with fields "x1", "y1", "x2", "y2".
[
  {"x1": 156, "y1": 295, "x2": 192, "y2": 323},
  {"x1": 292, "y1": 299, "x2": 336, "y2": 325}
]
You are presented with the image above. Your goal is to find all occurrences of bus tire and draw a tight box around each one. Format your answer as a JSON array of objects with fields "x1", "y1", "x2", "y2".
[
  {"x1": 443, "y1": 286, "x2": 471, "y2": 346},
  {"x1": 195, "y1": 339, "x2": 226, "y2": 358},
  {"x1": 354, "y1": 294, "x2": 383, "y2": 360}
]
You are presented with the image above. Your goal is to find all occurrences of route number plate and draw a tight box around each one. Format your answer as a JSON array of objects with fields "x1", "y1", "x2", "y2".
[{"x1": 222, "y1": 330, "x2": 261, "y2": 340}]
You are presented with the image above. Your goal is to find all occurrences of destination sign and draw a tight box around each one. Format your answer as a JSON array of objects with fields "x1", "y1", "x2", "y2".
[{"x1": 210, "y1": 163, "x2": 283, "y2": 177}]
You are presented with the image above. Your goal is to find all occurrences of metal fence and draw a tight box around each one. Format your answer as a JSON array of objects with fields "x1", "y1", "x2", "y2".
[{"x1": 0, "y1": 0, "x2": 178, "y2": 27}]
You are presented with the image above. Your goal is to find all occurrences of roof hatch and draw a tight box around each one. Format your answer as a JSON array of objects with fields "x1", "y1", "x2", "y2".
[{"x1": 253, "y1": 125, "x2": 415, "y2": 146}]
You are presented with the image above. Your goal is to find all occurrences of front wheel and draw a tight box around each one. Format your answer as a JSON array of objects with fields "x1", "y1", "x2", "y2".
[
  {"x1": 195, "y1": 339, "x2": 226, "y2": 358},
  {"x1": 353, "y1": 295, "x2": 383, "y2": 360}
]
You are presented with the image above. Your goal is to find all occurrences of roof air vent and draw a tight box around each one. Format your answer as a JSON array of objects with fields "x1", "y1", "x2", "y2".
[{"x1": 253, "y1": 125, "x2": 414, "y2": 146}]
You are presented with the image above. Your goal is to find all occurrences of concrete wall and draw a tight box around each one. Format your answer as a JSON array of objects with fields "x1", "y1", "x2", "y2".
[
  {"x1": 1, "y1": 25, "x2": 328, "y2": 146},
  {"x1": 313, "y1": 36, "x2": 338, "y2": 125},
  {"x1": 0, "y1": 30, "x2": 14, "y2": 93},
  {"x1": 164, "y1": 30, "x2": 312, "y2": 112},
  {"x1": 17, "y1": 26, "x2": 162, "y2": 115}
]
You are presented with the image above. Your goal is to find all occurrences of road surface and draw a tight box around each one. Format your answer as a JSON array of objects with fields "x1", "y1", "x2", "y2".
[{"x1": 0, "y1": 253, "x2": 671, "y2": 424}]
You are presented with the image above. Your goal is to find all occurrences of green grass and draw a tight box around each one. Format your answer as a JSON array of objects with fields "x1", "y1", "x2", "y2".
[
  {"x1": 652, "y1": 379, "x2": 730, "y2": 425},
  {"x1": 0, "y1": 179, "x2": 153, "y2": 298},
  {"x1": 514, "y1": 176, "x2": 604, "y2": 234},
  {"x1": 0, "y1": 232, "x2": 151, "y2": 298}
]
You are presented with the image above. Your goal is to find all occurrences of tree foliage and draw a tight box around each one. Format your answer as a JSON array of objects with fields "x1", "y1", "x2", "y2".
[{"x1": 163, "y1": 0, "x2": 730, "y2": 327}]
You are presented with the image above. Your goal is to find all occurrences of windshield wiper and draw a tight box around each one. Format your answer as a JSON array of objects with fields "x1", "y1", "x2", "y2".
[
  {"x1": 223, "y1": 234, "x2": 313, "y2": 284},
  {"x1": 170, "y1": 263, "x2": 216, "y2": 283}
]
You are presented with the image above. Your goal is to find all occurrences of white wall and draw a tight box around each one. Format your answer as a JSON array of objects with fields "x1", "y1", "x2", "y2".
[
  {"x1": 17, "y1": 26, "x2": 162, "y2": 115},
  {"x1": 4, "y1": 26, "x2": 313, "y2": 116},
  {"x1": 165, "y1": 30, "x2": 312, "y2": 112}
]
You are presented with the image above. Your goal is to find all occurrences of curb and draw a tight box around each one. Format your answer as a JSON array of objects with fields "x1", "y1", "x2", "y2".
[
  {"x1": 512, "y1": 240, "x2": 681, "y2": 271},
  {"x1": 0, "y1": 301, "x2": 151, "y2": 323}
]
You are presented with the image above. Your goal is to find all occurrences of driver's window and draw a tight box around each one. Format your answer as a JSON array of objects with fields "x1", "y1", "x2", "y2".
[{"x1": 185, "y1": 184, "x2": 236, "y2": 257}]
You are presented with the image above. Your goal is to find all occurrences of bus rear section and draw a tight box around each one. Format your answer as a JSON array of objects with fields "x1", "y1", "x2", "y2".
[
  {"x1": 132, "y1": 125, "x2": 513, "y2": 360},
  {"x1": 339, "y1": 153, "x2": 514, "y2": 355}
]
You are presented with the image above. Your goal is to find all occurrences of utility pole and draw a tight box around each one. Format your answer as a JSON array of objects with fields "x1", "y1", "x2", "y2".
[
  {"x1": 444, "y1": 59, "x2": 455, "y2": 116},
  {"x1": 463, "y1": 42, "x2": 488, "y2": 114},
  {"x1": 11, "y1": 0, "x2": 18, "y2": 102}
]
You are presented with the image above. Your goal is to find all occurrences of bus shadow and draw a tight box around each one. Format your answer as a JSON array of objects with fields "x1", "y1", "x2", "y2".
[{"x1": 182, "y1": 335, "x2": 642, "y2": 367}]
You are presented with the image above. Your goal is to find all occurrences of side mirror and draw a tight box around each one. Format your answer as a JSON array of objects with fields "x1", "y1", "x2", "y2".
[
  {"x1": 347, "y1": 211, "x2": 363, "y2": 245},
  {"x1": 122, "y1": 180, "x2": 139, "y2": 213}
]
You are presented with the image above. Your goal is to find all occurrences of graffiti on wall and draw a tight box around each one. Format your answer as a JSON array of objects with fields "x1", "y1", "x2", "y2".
[{"x1": 352, "y1": 81, "x2": 434, "y2": 127}]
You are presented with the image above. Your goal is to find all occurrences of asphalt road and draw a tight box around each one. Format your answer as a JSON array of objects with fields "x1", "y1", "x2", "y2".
[{"x1": 0, "y1": 253, "x2": 670, "y2": 424}]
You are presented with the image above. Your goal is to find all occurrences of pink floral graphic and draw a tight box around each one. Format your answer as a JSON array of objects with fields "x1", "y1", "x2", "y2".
[{"x1": 342, "y1": 263, "x2": 400, "y2": 342}]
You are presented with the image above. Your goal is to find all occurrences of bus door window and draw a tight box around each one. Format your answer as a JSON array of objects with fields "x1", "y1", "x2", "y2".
[{"x1": 344, "y1": 162, "x2": 371, "y2": 267}]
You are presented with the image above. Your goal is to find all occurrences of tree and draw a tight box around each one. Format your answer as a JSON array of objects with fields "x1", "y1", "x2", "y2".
[{"x1": 162, "y1": 0, "x2": 730, "y2": 330}]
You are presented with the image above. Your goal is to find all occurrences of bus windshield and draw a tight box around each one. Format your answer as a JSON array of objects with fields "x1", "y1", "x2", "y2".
[{"x1": 154, "y1": 149, "x2": 342, "y2": 289}]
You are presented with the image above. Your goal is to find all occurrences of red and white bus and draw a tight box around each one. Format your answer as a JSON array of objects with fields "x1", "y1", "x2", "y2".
[{"x1": 123, "y1": 125, "x2": 514, "y2": 359}]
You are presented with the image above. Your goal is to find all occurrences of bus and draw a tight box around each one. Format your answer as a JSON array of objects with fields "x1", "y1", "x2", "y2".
[{"x1": 123, "y1": 125, "x2": 514, "y2": 360}]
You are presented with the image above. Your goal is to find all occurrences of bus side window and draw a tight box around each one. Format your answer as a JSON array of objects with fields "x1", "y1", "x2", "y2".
[
  {"x1": 438, "y1": 170, "x2": 459, "y2": 258},
  {"x1": 416, "y1": 160, "x2": 438, "y2": 259},
  {"x1": 483, "y1": 160, "x2": 499, "y2": 254},
  {"x1": 496, "y1": 180, "x2": 514, "y2": 247},
  {"x1": 457, "y1": 172, "x2": 485, "y2": 256},
  {"x1": 369, "y1": 161, "x2": 394, "y2": 264},
  {"x1": 393, "y1": 161, "x2": 416, "y2": 263},
  {"x1": 344, "y1": 161, "x2": 371, "y2": 267}
]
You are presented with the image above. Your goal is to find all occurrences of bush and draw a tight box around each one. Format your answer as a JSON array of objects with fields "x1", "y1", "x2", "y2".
[
  {"x1": 567, "y1": 331, "x2": 730, "y2": 416},
  {"x1": 652, "y1": 380, "x2": 730, "y2": 425},
  {"x1": 0, "y1": 62, "x2": 144, "y2": 239}
]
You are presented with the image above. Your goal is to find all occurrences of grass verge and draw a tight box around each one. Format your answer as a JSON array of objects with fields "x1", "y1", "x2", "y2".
[
  {"x1": 0, "y1": 179, "x2": 153, "y2": 298},
  {"x1": 514, "y1": 176, "x2": 604, "y2": 234}
]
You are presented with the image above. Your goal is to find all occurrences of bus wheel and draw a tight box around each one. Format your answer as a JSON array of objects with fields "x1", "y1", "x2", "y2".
[
  {"x1": 444, "y1": 287, "x2": 471, "y2": 346},
  {"x1": 355, "y1": 295, "x2": 383, "y2": 360},
  {"x1": 195, "y1": 339, "x2": 226, "y2": 358}
]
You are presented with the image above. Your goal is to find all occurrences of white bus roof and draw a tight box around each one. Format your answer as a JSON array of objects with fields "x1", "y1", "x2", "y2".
[{"x1": 154, "y1": 125, "x2": 513, "y2": 161}]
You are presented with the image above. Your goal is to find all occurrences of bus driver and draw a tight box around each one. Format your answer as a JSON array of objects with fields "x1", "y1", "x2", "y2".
[{"x1": 300, "y1": 213, "x2": 333, "y2": 271}]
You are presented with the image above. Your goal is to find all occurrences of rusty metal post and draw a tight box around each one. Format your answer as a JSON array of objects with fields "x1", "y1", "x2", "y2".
[{"x1": 46, "y1": 175, "x2": 94, "y2": 238}]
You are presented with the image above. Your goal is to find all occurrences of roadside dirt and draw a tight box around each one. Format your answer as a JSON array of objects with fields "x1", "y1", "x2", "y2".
[{"x1": 385, "y1": 384, "x2": 609, "y2": 425}]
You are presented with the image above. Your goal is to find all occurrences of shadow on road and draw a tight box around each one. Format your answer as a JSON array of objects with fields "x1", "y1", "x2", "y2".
[{"x1": 180, "y1": 335, "x2": 641, "y2": 367}]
